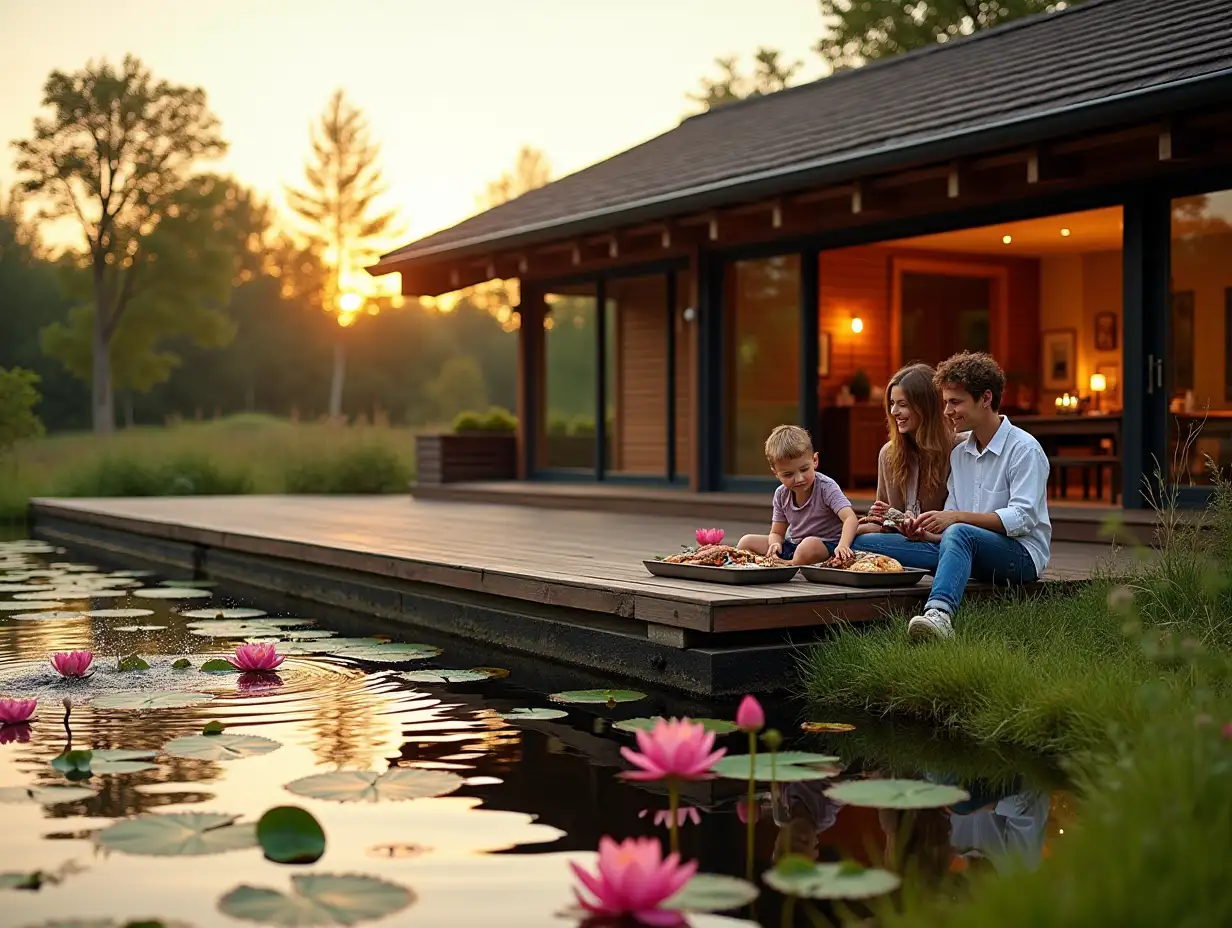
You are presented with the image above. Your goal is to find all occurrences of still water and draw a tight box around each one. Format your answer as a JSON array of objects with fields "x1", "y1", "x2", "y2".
[{"x1": 0, "y1": 536, "x2": 1072, "y2": 927}]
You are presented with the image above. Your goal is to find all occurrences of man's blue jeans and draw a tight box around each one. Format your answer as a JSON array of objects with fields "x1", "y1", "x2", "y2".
[{"x1": 852, "y1": 524, "x2": 1038, "y2": 616}]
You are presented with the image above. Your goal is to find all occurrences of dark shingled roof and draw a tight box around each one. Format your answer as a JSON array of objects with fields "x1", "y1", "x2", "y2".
[{"x1": 376, "y1": 0, "x2": 1232, "y2": 270}]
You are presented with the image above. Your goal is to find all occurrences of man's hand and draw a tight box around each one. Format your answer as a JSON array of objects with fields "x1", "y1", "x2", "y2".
[
  {"x1": 831, "y1": 543, "x2": 854, "y2": 565},
  {"x1": 916, "y1": 510, "x2": 961, "y2": 534}
]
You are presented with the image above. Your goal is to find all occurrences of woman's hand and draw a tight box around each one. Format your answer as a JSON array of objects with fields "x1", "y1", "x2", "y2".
[{"x1": 869, "y1": 500, "x2": 889, "y2": 519}]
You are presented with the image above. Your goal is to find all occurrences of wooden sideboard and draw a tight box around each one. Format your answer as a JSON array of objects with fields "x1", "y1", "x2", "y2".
[{"x1": 817, "y1": 405, "x2": 886, "y2": 488}]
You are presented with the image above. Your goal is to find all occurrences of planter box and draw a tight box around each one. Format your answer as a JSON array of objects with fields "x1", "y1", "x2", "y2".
[{"x1": 415, "y1": 433, "x2": 517, "y2": 484}]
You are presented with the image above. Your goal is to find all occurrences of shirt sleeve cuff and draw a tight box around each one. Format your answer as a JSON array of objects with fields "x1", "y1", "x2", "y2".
[{"x1": 995, "y1": 506, "x2": 1027, "y2": 537}]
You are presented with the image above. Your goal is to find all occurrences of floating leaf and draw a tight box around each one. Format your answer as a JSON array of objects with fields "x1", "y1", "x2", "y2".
[
  {"x1": 614, "y1": 717, "x2": 738, "y2": 735},
  {"x1": 285, "y1": 768, "x2": 463, "y2": 803},
  {"x1": 268, "y1": 629, "x2": 336, "y2": 641},
  {"x1": 0, "y1": 871, "x2": 43, "y2": 889},
  {"x1": 180, "y1": 607, "x2": 266, "y2": 619},
  {"x1": 306, "y1": 637, "x2": 390, "y2": 652},
  {"x1": 257, "y1": 806, "x2": 326, "y2": 864},
  {"x1": 160, "y1": 579, "x2": 217, "y2": 587},
  {"x1": 497, "y1": 708, "x2": 568, "y2": 721},
  {"x1": 84, "y1": 608, "x2": 154, "y2": 618},
  {"x1": 327, "y1": 643, "x2": 442, "y2": 663},
  {"x1": 163, "y1": 734, "x2": 281, "y2": 762},
  {"x1": 92, "y1": 691, "x2": 215, "y2": 711},
  {"x1": 218, "y1": 873, "x2": 413, "y2": 926},
  {"x1": 664, "y1": 873, "x2": 760, "y2": 913},
  {"x1": 50, "y1": 750, "x2": 95, "y2": 775},
  {"x1": 200, "y1": 659, "x2": 239, "y2": 673},
  {"x1": 763, "y1": 857, "x2": 901, "y2": 900},
  {"x1": 114, "y1": 626, "x2": 167, "y2": 633},
  {"x1": 172, "y1": 659, "x2": 192, "y2": 670},
  {"x1": 0, "y1": 600, "x2": 65, "y2": 610},
  {"x1": 398, "y1": 669, "x2": 494, "y2": 684},
  {"x1": 189, "y1": 621, "x2": 304, "y2": 638},
  {"x1": 117, "y1": 653, "x2": 151, "y2": 672},
  {"x1": 203, "y1": 720, "x2": 226, "y2": 736},
  {"x1": 801, "y1": 722, "x2": 856, "y2": 733},
  {"x1": 471, "y1": 666, "x2": 510, "y2": 679},
  {"x1": 711, "y1": 752, "x2": 841, "y2": 782},
  {"x1": 97, "y1": 811, "x2": 257, "y2": 856},
  {"x1": 134, "y1": 587, "x2": 212, "y2": 599},
  {"x1": 0, "y1": 785, "x2": 95, "y2": 805},
  {"x1": 49, "y1": 748, "x2": 159, "y2": 776},
  {"x1": 10, "y1": 611, "x2": 86, "y2": 621},
  {"x1": 823, "y1": 779, "x2": 970, "y2": 810},
  {"x1": 549, "y1": 689, "x2": 647, "y2": 705},
  {"x1": 108, "y1": 569, "x2": 157, "y2": 578}
]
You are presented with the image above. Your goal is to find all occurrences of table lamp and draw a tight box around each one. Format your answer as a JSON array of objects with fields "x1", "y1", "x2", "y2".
[{"x1": 1089, "y1": 372, "x2": 1107, "y2": 412}]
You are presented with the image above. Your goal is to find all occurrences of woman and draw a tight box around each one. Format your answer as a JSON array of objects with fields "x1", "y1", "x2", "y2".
[{"x1": 859, "y1": 362, "x2": 956, "y2": 532}]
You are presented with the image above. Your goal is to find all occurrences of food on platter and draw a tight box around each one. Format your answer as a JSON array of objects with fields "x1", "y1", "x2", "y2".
[
  {"x1": 858, "y1": 507, "x2": 910, "y2": 530},
  {"x1": 822, "y1": 551, "x2": 904, "y2": 573},
  {"x1": 663, "y1": 544, "x2": 780, "y2": 568}
]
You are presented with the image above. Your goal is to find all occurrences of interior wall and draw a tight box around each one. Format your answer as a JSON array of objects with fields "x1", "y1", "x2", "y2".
[
  {"x1": 1038, "y1": 250, "x2": 1124, "y2": 409},
  {"x1": 1172, "y1": 230, "x2": 1232, "y2": 411}
]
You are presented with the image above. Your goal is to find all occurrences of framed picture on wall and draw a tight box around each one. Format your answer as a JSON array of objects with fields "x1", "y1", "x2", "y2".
[
  {"x1": 819, "y1": 331, "x2": 831, "y2": 378},
  {"x1": 1041, "y1": 329, "x2": 1077, "y2": 391},
  {"x1": 1094, "y1": 311, "x2": 1118, "y2": 351}
]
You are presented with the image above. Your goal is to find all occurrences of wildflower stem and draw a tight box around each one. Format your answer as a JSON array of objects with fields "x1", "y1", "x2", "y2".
[
  {"x1": 746, "y1": 730, "x2": 757, "y2": 881},
  {"x1": 668, "y1": 780, "x2": 680, "y2": 854},
  {"x1": 780, "y1": 893, "x2": 797, "y2": 928}
]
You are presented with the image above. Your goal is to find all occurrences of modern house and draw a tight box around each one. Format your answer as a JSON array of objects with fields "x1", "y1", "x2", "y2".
[{"x1": 370, "y1": 0, "x2": 1232, "y2": 510}]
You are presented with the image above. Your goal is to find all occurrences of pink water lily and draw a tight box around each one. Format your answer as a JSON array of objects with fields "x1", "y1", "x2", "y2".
[
  {"x1": 50, "y1": 651, "x2": 93, "y2": 678},
  {"x1": 231, "y1": 642, "x2": 284, "y2": 672},
  {"x1": 621, "y1": 717, "x2": 726, "y2": 782},
  {"x1": 0, "y1": 723, "x2": 31, "y2": 745},
  {"x1": 736, "y1": 694, "x2": 764, "y2": 733},
  {"x1": 640, "y1": 806, "x2": 701, "y2": 828},
  {"x1": 570, "y1": 835, "x2": 696, "y2": 926},
  {"x1": 694, "y1": 527, "x2": 724, "y2": 546},
  {"x1": 0, "y1": 697, "x2": 36, "y2": 725}
]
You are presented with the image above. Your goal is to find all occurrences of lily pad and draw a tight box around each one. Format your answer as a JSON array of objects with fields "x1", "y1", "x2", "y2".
[
  {"x1": 549, "y1": 689, "x2": 647, "y2": 705},
  {"x1": 180, "y1": 607, "x2": 266, "y2": 619},
  {"x1": 117, "y1": 653, "x2": 151, "y2": 671},
  {"x1": 114, "y1": 626, "x2": 167, "y2": 632},
  {"x1": 218, "y1": 873, "x2": 413, "y2": 926},
  {"x1": 200, "y1": 659, "x2": 239, "y2": 673},
  {"x1": 97, "y1": 811, "x2": 257, "y2": 856},
  {"x1": 189, "y1": 623, "x2": 285, "y2": 638},
  {"x1": 284, "y1": 768, "x2": 463, "y2": 803},
  {"x1": 257, "y1": 806, "x2": 326, "y2": 864},
  {"x1": 159, "y1": 579, "x2": 217, "y2": 587},
  {"x1": 398, "y1": 669, "x2": 494, "y2": 684},
  {"x1": 92, "y1": 691, "x2": 215, "y2": 711},
  {"x1": 328, "y1": 643, "x2": 442, "y2": 663},
  {"x1": 711, "y1": 752, "x2": 841, "y2": 782},
  {"x1": 0, "y1": 600, "x2": 65, "y2": 610},
  {"x1": 0, "y1": 785, "x2": 95, "y2": 805},
  {"x1": 134, "y1": 587, "x2": 212, "y2": 599},
  {"x1": 163, "y1": 733, "x2": 281, "y2": 762},
  {"x1": 108, "y1": 569, "x2": 157, "y2": 578},
  {"x1": 801, "y1": 722, "x2": 856, "y2": 733},
  {"x1": 203, "y1": 720, "x2": 226, "y2": 735},
  {"x1": 470, "y1": 666, "x2": 510, "y2": 679},
  {"x1": 10, "y1": 611, "x2": 87, "y2": 621},
  {"x1": 614, "y1": 717, "x2": 739, "y2": 735},
  {"x1": 306, "y1": 637, "x2": 390, "y2": 652},
  {"x1": 664, "y1": 873, "x2": 760, "y2": 913},
  {"x1": 0, "y1": 871, "x2": 44, "y2": 889},
  {"x1": 52, "y1": 748, "x2": 159, "y2": 776},
  {"x1": 86, "y1": 608, "x2": 155, "y2": 618},
  {"x1": 823, "y1": 778, "x2": 970, "y2": 810},
  {"x1": 172, "y1": 659, "x2": 192, "y2": 670},
  {"x1": 763, "y1": 857, "x2": 901, "y2": 900},
  {"x1": 497, "y1": 708, "x2": 568, "y2": 721}
]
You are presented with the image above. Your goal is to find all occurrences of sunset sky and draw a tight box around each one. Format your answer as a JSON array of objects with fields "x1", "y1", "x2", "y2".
[{"x1": 0, "y1": 0, "x2": 827, "y2": 257}]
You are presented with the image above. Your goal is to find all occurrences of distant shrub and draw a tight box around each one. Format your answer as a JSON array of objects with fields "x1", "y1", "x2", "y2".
[
  {"x1": 452, "y1": 406, "x2": 517, "y2": 433},
  {"x1": 56, "y1": 453, "x2": 252, "y2": 498},
  {"x1": 0, "y1": 367, "x2": 44, "y2": 453},
  {"x1": 283, "y1": 443, "x2": 411, "y2": 494},
  {"x1": 451, "y1": 410, "x2": 486, "y2": 433},
  {"x1": 569, "y1": 414, "x2": 596, "y2": 436}
]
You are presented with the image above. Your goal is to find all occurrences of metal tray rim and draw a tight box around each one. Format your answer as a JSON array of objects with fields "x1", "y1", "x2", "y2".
[
  {"x1": 798, "y1": 565, "x2": 930, "y2": 588},
  {"x1": 643, "y1": 559, "x2": 800, "y2": 585}
]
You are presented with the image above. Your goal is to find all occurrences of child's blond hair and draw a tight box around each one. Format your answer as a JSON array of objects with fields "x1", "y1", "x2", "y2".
[{"x1": 764, "y1": 424, "x2": 813, "y2": 464}]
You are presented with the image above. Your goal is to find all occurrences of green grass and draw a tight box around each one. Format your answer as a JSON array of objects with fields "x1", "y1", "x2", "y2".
[{"x1": 0, "y1": 415, "x2": 432, "y2": 519}]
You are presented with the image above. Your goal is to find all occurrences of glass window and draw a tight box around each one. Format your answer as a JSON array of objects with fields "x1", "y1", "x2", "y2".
[
  {"x1": 541, "y1": 285, "x2": 597, "y2": 470},
  {"x1": 724, "y1": 254, "x2": 800, "y2": 477},
  {"x1": 1169, "y1": 190, "x2": 1232, "y2": 484}
]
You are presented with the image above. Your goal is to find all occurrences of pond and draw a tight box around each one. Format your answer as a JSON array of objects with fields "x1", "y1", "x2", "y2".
[{"x1": 0, "y1": 536, "x2": 1072, "y2": 927}]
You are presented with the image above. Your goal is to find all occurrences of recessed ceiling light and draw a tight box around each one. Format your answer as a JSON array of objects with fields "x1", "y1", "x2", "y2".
[
  {"x1": 1061, "y1": 228, "x2": 1071, "y2": 237},
  {"x1": 1002, "y1": 235, "x2": 1012, "y2": 244}
]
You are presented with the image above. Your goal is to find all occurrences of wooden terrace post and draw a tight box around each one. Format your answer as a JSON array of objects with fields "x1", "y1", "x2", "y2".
[
  {"x1": 798, "y1": 246, "x2": 821, "y2": 443},
  {"x1": 515, "y1": 284, "x2": 545, "y2": 480}
]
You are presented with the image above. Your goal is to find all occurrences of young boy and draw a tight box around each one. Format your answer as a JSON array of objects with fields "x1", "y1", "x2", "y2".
[
  {"x1": 852, "y1": 352, "x2": 1051, "y2": 641},
  {"x1": 737, "y1": 424, "x2": 858, "y2": 566}
]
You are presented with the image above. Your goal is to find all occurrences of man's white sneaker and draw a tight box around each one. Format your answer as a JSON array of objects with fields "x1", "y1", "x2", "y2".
[{"x1": 908, "y1": 608, "x2": 954, "y2": 641}]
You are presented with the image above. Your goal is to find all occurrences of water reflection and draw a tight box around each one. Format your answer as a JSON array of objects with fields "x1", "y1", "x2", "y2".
[{"x1": 0, "y1": 536, "x2": 1073, "y2": 926}]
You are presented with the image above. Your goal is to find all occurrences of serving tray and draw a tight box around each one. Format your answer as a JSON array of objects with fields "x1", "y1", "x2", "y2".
[
  {"x1": 799, "y1": 565, "x2": 930, "y2": 588},
  {"x1": 643, "y1": 559, "x2": 800, "y2": 585}
]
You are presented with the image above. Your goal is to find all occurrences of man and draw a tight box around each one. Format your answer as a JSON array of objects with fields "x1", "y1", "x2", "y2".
[{"x1": 853, "y1": 351, "x2": 1051, "y2": 640}]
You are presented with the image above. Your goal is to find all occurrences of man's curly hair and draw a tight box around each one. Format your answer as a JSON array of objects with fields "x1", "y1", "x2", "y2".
[{"x1": 933, "y1": 351, "x2": 1005, "y2": 410}]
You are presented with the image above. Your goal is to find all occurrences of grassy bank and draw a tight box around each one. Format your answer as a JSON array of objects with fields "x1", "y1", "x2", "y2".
[
  {"x1": 802, "y1": 473, "x2": 1232, "y2": 755},
  {"x1": 0, "y1": 414, "x2": 427, "y2": 519}
]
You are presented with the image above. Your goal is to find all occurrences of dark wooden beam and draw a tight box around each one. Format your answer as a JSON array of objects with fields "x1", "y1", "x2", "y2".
[
  {"x1": 1158, "y1": 119, "x2": 1217, "y2": 162},
  {"x1": 851, "y1": 180, "x2": 899, "y2": 215},
  {"x1": 1026, "y1": 145, "x2": 1082, "y2": 184}
]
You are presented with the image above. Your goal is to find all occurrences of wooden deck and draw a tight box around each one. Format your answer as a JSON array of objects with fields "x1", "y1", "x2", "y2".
[{"x1": 29, "y1": 495, "x2": 1123, "y2": 641}]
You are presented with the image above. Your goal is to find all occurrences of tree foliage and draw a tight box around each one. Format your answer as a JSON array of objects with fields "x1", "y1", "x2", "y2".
[
  {"x1": 11, "y1": 54, "x2": 227, "y2": 432},
  {"x1": 0, "y1": 367, "x2": 45, "y2": 453},
  {"x1": 816, "y1": 0, "x2": 1079, "y2": 70},
  {"x1": 686, "y1": 48, "x2": 803, "y2": 113}
]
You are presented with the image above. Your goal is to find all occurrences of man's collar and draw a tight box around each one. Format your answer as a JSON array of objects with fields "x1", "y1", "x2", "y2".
[{"x1": 963, "y1": 415, "x2": 1011, "y2": 456}]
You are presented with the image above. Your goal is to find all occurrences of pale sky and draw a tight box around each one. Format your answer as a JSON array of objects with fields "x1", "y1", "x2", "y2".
[{"x1": 0, "y1": 0, "x2": 827, "y2": 257}]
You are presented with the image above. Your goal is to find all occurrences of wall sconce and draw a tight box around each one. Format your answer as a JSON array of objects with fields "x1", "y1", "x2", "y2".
[
  {"x1": 850, "y1": 316, "x2": 864, "y2": 334},
  {"x1": 682, "y1": 306, "x2": 697, "y2": 323}
]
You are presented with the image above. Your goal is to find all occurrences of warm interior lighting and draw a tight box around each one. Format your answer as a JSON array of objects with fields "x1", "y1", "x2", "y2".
[
  {"x1": 1060, "y1": 228, "x2": 1071, "y2": 237},
  {"x1": 850, "y1": 316, "x2": 864, "y2": 334},
  {"x1": 1002, "y1": 234, "x2": 1013, "y2": 244},
  {"x1": 338, "y1": 292, "x2": 364, "y2": 313},
  {"x1": 1089, "y1": 372, "x2": 1107, "y2": 392}
]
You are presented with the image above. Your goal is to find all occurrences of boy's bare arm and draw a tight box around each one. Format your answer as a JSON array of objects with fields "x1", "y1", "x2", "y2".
[
  {"x1": 834, "y1": 507, "x2": 859, "y2": 561},
  {"x1": 766, "y1": 520, "x2": 788, "y2": 558}
]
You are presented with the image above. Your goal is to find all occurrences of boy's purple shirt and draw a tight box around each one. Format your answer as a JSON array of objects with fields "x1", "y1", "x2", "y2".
[{"x1": 772, "y1": 472, "x2": 852, "y2": 543}]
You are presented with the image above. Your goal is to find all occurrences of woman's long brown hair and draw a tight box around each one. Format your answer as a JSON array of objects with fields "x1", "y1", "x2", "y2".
[{"x1": 884, "y1": 362, "x2": 951, "y2": 504}]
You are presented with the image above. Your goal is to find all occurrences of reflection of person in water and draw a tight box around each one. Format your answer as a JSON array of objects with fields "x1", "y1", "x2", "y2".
[
  {"x1": 948, "y1": 789, "x2": 1051, "y2": 874},
  {"x1": 770, "y1": 779, "x2": 885, "y2": 866}
]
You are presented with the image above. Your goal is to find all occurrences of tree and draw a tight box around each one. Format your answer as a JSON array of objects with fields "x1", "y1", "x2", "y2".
[
  {"x1": 12, "y1": 54, "x2": 227, "y2": 433},
  {"x1": 816, "y1": 0, "x2": 1079, "y2": 70},
  {"x1": 0, "y1": 367, "x2": 44, "y2": 454},
  {"x1": 686, "y1": 48, "x2": 803, "y2": 113},
  {"x1": 285, "y1": 89, "x2": 401, "y2": 420},
  {"x1": 40, "y1": 174, "x2": 266, "y2": 422}
]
